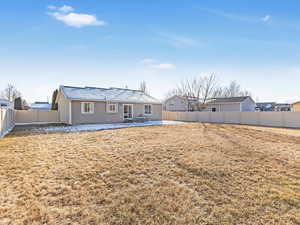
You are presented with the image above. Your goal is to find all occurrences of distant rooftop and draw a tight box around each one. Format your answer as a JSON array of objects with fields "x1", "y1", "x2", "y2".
[
  {"x1": 31, "y1": 102, "x2": 51, "y2": 110},
  {"x1": 206, "y1": 96, "x2": 251, "y2": 104},
  {"x1": 60, "y1": 85, "x2": 162, "y2": 104},
  {"x1": 0, "y1": 98, "x2": 10, "y2": 103},
  {"x1": 34, "y1": 101, "x2": 49, "y2": 104}
]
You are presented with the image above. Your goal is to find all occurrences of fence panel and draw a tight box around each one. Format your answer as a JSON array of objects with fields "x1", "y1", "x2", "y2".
[
  {"x1": 223, "y1": 112, "x2": 241, "y2": 124},
  {"x1": 0, "y1": 108, "x2": 15, "y2": 138},
  {"x1": 163, "y1": 111, "x2": 300, "y2": 129},
  {"x1": 210, "y1": 112, "x2": 224, "y2": 123},
  {"x1": 259, "y1": 112, "x2": 283, "y2": 127},
  {"x1": 240, "y1": 112, "x2": 260, "y2": 125},
  {"x1": 15, "y1": 110, "x2": 59, "y2": 124},
  {"x1": 197, "y1": 112, "x2": 210, "y2": 122},
  {"x1": 283, "y1": 112, "x2": 300, "y2": 128}
]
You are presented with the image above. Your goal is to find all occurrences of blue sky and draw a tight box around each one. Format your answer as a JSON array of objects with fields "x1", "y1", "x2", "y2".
[{"x1": 1, "y1": 0, "x2": 300, "y2": 103}]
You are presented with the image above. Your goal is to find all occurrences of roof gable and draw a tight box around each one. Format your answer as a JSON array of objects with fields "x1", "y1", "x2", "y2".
[{"x1": 60, "y1": 86, "x2": 162, "y2": 104}]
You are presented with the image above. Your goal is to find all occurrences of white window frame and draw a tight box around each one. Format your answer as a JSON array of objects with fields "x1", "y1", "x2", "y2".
[
  {"x1": 144, "y1": 104, "x2": 152, "y2": 115},
  {"x1": 81, "y1": 102, "x2": 94, "y2": 114},
  {"x1": 106, "y1": 103, "x2": 118, "y2": 113}
]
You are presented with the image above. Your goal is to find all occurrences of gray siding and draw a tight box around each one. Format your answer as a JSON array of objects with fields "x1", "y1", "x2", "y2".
[
  {"x1": 241, "y1": 98, "x2": 255, "y2": 112},
  {"x1": 57, "y1": 93, "x2": 70, "y2": 124},
  {"x1": 71, "y1": 101, "x2": 162, "y2": 125},
  {"x1": 165, "y1": 96, "x2": 188, "y2": 111},
  {"x1": 204, "y1": 103, "x2": 240, "y2": 112},
  {"x1": 220, "y1": 103, "x2": 241, "y2": 112}
]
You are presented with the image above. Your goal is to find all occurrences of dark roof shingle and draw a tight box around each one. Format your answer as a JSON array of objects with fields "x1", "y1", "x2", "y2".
[{"x1": 206, "y1": 96, "x2": 251, "y2": 104}]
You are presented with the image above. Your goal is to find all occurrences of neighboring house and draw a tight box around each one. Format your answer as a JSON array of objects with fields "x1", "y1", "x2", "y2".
[
  {"x1": 55, "y1": 85, "x2": 162, "y2": 125},
  {"x1": 203, "y1": 96, "x2": 256, "y2": 112},
  {"x1": 165, "y1": 95, "x2": 256, "y2": 112},
  {"x1": 0, "y1": 99, "x2": 13, "y2": 109},
  {"x1": 164, "y1": 95, "x2": 198, "y2": 111},
  {"x1": 275, "y1": 103, "x2": 291, "y2": 112},
  {"x1": 292, "y1": 101, "x2": 300, "y2": 112},
  {"x1": 31, "y1": 102, "x2": 52, "y2": 110},
  {"x1": 256, "y1": 102, "x2": 276, "y2": 111}
]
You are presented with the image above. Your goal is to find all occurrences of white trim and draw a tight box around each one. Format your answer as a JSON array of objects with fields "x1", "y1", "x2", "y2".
[
  {"x1": 239, "y1": 103, "x2": 242, "y2": 112},
  {"x1": 144, "y1": 104, "x2": 152, "y2": 115},
  {"x1": 106, "y1": 103, "x2": 118, "y2": 113},
  {"x1": 81, "y1": 102, "x2": 94, "y2": 114},
  {"x1": 123, "y1": 104, "x2": 133, "y2": 120},
  {"x1": 69, "y1": 101, "x2": 72, "y2": 125}
]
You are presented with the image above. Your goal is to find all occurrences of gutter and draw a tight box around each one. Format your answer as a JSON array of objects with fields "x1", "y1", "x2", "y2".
[{"x1": 68, "y1": 98, "x2": 162, "y2": 105}]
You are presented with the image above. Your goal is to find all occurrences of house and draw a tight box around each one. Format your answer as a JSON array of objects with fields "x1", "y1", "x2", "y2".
[
  {"x1": 256, "y1": 102, "x2": 291, "y2": 112},
  {"x1": 55, "y1": 85, "x2": 162, "y2": 125},
  {"x1": 274, "y1": 103, "x2": 291, "y2": 112},
  {"x1": 255, "y1": 102, "x2": 276, "y2": 111},
  {"x1": 165, "y1": 95, "x2": 256, "y2": 112},
  {"x1": 0, "y1": 99, "x2": 14, "y2": 109},
  {"x1": 203, "y1": 96, "x2": 256, "y2": 112},
  {"x1": 164, "y1": 95, "x2": 198, "y2": 112},
  {"x1": 292, "y1": 101, "x2": 300, "y2": 112},
  {"x1": 31, "y1": 102, "x2": 52, "y2": 110}
]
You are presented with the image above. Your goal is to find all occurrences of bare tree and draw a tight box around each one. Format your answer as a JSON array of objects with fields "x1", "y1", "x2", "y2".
[
  {"x1": 139, "y1": 81, "x2": 149, "y2": 95},
  {"x1": 1, "y1": 84, "x2": 21, "y2": 102},
  {"x1": 216, "y1": 81, "x2": 252, "y2": 97},
  {"x1": 166, "y1": 74, "x2": 219, "y2": 111},
  {"x1": 201, "y1": 74, "x2": 218, "y2": 104}
]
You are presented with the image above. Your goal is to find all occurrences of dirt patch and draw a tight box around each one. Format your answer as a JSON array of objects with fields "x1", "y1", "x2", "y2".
[{"x1": 0, "y1": 123, "x2": 300, "y2": 224}]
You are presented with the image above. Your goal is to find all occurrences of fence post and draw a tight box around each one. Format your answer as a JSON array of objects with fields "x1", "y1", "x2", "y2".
[
  {"x1": 5, "y1": 110, "x2": 8, "y2": 133},
  {"x1": 281, "y1": 112, "x2": 285, "y2": 128},
  {"x1": 37, "y1": 110, "x2": 39, "y2": 123},
  {"x1": 0, "y1": 109, "x2": 2, "y2": 137}
]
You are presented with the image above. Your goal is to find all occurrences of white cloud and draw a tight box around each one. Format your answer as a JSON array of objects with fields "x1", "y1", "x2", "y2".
[
  {"x1": 48, "y1": 5, "x2": 107, "y2": 28},
  {"x1": 262, "y1": 15, "x2": 271, "y2": 22},
  {"x1": 202, "y1": 8, "x2": 272, "y2": 24},
  {"x1": 157, "y1": 32, "x2": 204, "y2": 48},
  {"x1": 202, "y1": 8, "x2": 254, "y2": 23},
  {"x1": 47, "y1": 5, "x2": 57, "y2": 10},
  {"x1": 59, "y1": 5, "x2": 74, "y2": 13},
  {"x1": 141, "y1": 58, "x2": 176, "y2": 70},
  {"x1": 152, "y1": 63, "x2": 176, "y2": 70},
  {"x1": 141, "y1": 58, "x2": 157, "y2": 64}
]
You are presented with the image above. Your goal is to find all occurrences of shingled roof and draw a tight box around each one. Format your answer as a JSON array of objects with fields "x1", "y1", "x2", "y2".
[
  {"x1": 206, "y1": 96, "x2": 252, "y2": 104},
  {"x1": 59, "y1": 85, "x2": 162, "y2": 104}
]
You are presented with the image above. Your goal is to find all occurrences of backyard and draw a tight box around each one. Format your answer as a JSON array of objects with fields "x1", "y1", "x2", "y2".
[{"x1": 0, "y1": 123, "x2": 300, "y2": 225}]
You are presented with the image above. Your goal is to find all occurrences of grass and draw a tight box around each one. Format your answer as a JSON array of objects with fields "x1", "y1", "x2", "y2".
[{"x1": 0, "y1": 123, "x2": 300, "y2": 224}]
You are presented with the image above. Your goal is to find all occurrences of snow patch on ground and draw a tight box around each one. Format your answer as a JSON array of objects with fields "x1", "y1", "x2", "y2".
[
  {"x1": 16, "y1": 122, "x2": 60, "y2": 126},
  {"x1": 0, "y1": 125, "x2": 15, "y2": 138},
  {"x1": 29, "y1": 120, "x2": 183, "y2": 133}
]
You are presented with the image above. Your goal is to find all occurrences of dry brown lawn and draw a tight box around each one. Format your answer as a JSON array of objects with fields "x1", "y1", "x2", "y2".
[{"x1": 0, "y1": 123, "x2": 300, "y2": 225}]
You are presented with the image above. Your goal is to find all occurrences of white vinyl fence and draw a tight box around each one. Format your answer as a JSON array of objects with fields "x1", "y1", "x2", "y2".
[
  {"x1": 15, "y1": 110, "x2": 60, "y2": 124},
  {"x1": 0, "y1": 108, "x2": 15, "y2": 138},
  {"x1": 163, "y1": 111, "x2": 300, "y2": 128}
]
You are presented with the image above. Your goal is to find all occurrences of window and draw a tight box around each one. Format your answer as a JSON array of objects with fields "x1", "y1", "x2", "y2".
[
  {"x1": 144, "y1": 104, "x2": 152, "y2": 115},
  {"x1": 107, "y1": 103, "x2": 118, "y2": 113},
  {"x1": 81, "y1": 102, "x2": 94, "y2": 114},
  {"x1": 212, "y1": 107, "x2": 217, "y2": 112}
]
